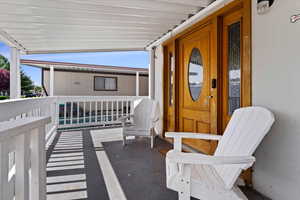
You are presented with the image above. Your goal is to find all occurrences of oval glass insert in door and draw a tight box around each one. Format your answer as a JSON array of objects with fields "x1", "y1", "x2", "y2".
[{"x1": 188, "y1": 48, "x2": 204, "y2": 101}]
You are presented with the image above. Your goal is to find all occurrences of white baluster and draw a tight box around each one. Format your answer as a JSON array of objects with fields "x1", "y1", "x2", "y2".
[
  {"x1": 112, "y1": 101, "x2": 114, "y2": 122},
  {"x1": 121, "y1": 101, "x2": 124, "y2": 117},
  {"x1": 130, "y1": 100, "x2": 134, "y2": 121},
  {"x1": 95, "y1": 101, "x2": 98, "y2": 123},
  {"x1": 126, "y1": 101, "x2": 129, "y2": 116},
  {"x1": 106, "y1": 101, "x2": 109, "y2": 123},
  {"x1": 0, "y1": 142, "x2": 9, "y2": 200},
  {"x1": 89, "y1": 101, "x2": 92, "y2": 123},
  {"x1": 64, "y1": 103, "x2": 67, "y2": 125},
  {"x1": 116, "y1": 100, "x2": 119, "y2": 120},
  {"x1": 77, "y1": 102, "x2": 80, "y2": 124},
  {"x1": 83, "y1": 102, "x2": 86, "y2": 123},
  {"x1": 101, "y1": 101, "x2": 103, "y2": 123},
  {"x1": 15, "y1": 134, "x2": 30, "y2": 200},
  {"x1": 30, "y1": 127, "x2": 46, "y2": 200},
  {"x1": 56, "y1": 101, "x2": 60, "y2": 126},
  {"x1": 70, "y1": 101, "x2": 73, "y2": 125}
]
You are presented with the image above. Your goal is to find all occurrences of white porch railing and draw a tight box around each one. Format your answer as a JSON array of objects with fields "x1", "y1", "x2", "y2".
[
  {"x1": 0, "y1": 97, "x2": 57, "y2": 143},
  {"x1": 0, "y1": 116, "x2": 50, "y2": 200},
  {"x1": 56, "y1": 96, "x2": 144, "y2": 129},
  {"x1": 0, "y1": 96, "x2": 145, "y2": 199},
  {"x1": 0, "y1": 96, "x2": 145, "y2": 130}
]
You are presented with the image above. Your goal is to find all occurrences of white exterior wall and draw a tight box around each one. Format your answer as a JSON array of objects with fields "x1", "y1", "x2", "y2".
[
  {"x1": 43, "y1": 70, "x2": 148, "y2": 96},
  {"x1": 252, "y1": 0, "x2": 300, "y2": 199}
]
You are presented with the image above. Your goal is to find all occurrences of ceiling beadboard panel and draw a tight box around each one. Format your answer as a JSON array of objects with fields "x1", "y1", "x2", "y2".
[{"x1": 0, "y1": 0, "x2": 215, "y2": 53}]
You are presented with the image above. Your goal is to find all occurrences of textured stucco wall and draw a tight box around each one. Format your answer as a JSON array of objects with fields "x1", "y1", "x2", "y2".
[{"x1": 251, "y1": 0, "x2": 300, "y2": 199}]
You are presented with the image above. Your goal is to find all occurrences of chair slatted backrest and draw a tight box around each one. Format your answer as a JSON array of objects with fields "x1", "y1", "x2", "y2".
[
  {"x1": 133, "y1": 99, "x2": 157, "y2": 130},
  {"x1": 213, "y1": 107, "x2": 275, "y2": 189}
]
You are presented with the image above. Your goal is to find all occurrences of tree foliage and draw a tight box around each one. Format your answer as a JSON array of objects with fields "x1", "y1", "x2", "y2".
[
  {"x1": 0, "y1": 54, "x2": 10, "y2": 70},
  {"x1": 0, "y1": 69, "x2": 9, "y2": 91},
  {"x1": 34, "y1": 86, "x2": 43, "y2": 93},
  {"x1": 21, "y1": 71, "x2": 34, "y2": 92},
  {"x1": 0, "y1": 54, "x2": 35, "y2": 93}
]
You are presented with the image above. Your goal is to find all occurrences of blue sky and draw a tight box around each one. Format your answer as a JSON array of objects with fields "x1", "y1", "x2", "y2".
[{"x1": 0, "y1": 42, "x2": 149, "y2": 86}]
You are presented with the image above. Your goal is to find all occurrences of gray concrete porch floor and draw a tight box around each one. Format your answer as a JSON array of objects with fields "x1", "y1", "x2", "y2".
[{"x1": 46, "y1": 128, "x2": 271, "y2": 200}]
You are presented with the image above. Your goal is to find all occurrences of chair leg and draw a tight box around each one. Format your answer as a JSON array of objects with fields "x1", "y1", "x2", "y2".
[
  {"x1": 123, "y1": 136, "x2": 126, "y2": 146},
  {"x1": 150, "y1": 129, "x2": 156, "y2": 149},
  {"x1": 177, "y1": 178, "x2": 191, "y2": 200},
  {"x1": 178, "y1": 165, "x2": 191, "y2": 200},
  {"x1": 178, "y1": 191, "x2": 190, "y2": 200},
  {"x1": 121, "y1": 125, "x2": 126, "y2": 146},
  {"x1": 150, "y1": 135, "x2": 154, "y2": 149}
]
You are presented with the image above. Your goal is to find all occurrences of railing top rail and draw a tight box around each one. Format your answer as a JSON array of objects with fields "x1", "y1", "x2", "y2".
[
  {"x1": 0, "y1": 97, "x2": 55, "y2": 122},
  {"x1": 55, "y1": 96, "x2": 147, "y2": 101},
  {"x1": 0, "y1": 96, "x2": 147, "y2": 123},
  {"x1": 0, "y1": 96, "x2": 56, "y2": 104},
  {"x1": 0, "y1": 116, "x2": 51, "y2": 141}
]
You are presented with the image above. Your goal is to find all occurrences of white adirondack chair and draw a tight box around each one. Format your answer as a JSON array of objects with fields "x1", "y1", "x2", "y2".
[
  {"x1": 165, "y1": 107, "x2": 275, "y2": 200},
  {"x1": 119, "y1": 98, "x2": 160, "y2": 148}
]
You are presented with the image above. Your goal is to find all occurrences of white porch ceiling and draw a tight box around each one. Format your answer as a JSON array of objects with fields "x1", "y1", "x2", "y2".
[{"x1": 0, "y1": 0, "x2": 214, "y2": 54}]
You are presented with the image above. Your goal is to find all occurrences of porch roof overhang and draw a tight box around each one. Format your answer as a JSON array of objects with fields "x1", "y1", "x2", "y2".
[
  {"x1": 21, "y1": 59, "x2": 148, "y2": 75},
  {"x1": 0, "y1": 0, "x2": 216, "y2": 54}
]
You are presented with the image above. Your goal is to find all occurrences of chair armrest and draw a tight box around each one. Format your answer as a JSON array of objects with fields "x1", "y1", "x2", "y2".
[
  {"x1": 166, "y1": 132, "x2": 222, "y2": 151},
  {"x1": 166, "y1": 132, "x2": 222, "y2": 140},
  {"x1": 151, "y1": 116, "x2": 160, "y2": 123},
  {"x1": 118, "y1": 114, "x2": 134, "y2": 123},
  {"x1": 167, "y1": 151, "x2": 255, "y2": 170}
]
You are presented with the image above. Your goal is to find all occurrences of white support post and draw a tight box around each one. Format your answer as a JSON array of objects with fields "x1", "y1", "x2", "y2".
[
  {"x1": 10, "y1": 47, "x2": 21, "y2": 99},
  {"x1": 50, "y1": 66, "x2": 54, "y2": 96},
  {"x1": 149, "y1": 47, "x2": 156, "y2": 99},
  {"x1": 136, "y1": 71, "x2": 140, "y2": 97}
]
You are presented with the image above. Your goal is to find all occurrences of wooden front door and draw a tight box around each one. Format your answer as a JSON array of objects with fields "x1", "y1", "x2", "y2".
[{"x1": 178, "y1": 24, "x2": 216, "y2": 154}]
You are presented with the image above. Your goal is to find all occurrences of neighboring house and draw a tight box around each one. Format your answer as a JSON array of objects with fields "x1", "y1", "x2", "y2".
[{"x1": 21, "y1": 59, "x2": 148, "y2": 96}]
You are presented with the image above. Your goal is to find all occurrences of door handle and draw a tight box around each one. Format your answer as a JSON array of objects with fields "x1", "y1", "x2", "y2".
[{"x1": 208, "y1": 95, "x2": 213, "y2": 99}]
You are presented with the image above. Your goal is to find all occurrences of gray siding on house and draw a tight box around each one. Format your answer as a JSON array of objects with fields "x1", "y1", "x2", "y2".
[{"x1": 43, "y1": 70, "x2": 148, "y2": 96}]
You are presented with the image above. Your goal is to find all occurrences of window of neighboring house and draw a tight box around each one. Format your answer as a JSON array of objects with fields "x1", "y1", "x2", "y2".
[{"x1": 94, "y1": 76, "x2": 118, "y2": 91}]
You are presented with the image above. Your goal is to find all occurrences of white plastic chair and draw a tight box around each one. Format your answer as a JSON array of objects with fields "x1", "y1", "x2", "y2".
[
  {"x1": 165, "y1": 107, "x2": 275, "y2": 200},
  {"x1": 119, "y1": 98, "x2": 160, "y2": 149}
]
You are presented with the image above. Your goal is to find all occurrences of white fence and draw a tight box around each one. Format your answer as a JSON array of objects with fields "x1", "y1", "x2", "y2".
[
  {"x1": 0, "y1": 96, "x2": 145, "y2": 130},
  {"x1": 56, "y1": 96, "x2": 144, "y2": 129},
  {"x1": 0, "y1": 97, "x2": 57, "y2": 143},
  {"x1": 0, "y1": 117, "x2": 50, "y2": 200}
]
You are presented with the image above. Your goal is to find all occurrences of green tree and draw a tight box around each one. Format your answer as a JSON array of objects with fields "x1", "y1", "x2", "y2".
[
  {"x1": 0, "y1": 54, "x2": 35, "y2": 93},
  {"x1": 21, "y1": 71, "x2": 34, "y2": 92},
  {"x1": 0, "y1": 54, "x2": 10, "y2": 70}
]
